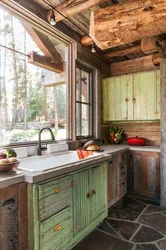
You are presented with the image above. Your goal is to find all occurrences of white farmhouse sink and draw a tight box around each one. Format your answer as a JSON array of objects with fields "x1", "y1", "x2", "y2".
[{"x1": 18, "y1": 151, "x2": 101, "y2": 172}]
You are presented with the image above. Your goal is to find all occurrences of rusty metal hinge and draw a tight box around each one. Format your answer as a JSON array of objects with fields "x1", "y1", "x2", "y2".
[
  {"x1": 71, "y1": 181, "x2": 75, "y2": 187},
  {"x1": 104, "y1": 204, "x2": 106, "y2": 209},
  {"x1": 72, "y1": 227, "x2": 76, "y2": 232}
]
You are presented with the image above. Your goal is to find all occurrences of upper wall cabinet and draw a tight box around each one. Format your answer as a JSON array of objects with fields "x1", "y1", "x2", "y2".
[{"x1": 103, "y1": 70, "x2": 160, "y2": 122}]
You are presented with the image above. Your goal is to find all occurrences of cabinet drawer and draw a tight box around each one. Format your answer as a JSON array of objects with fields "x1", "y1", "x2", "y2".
[
  {"x1": 39, "y1": 176, "x2": 71, "y2": 221},
  {"x1": 40, "y1": 207, "x2": 72, "y2": 250}
]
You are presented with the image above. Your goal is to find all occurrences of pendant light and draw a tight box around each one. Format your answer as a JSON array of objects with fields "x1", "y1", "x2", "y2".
[{"x1": 50, "y1": 9, "x2": 56, "y2": 26}]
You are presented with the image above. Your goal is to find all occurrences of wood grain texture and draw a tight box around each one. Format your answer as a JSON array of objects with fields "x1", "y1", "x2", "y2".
[
  {"x1": 130, "y1": 151, "x2": 160, "y2": 199},
  {"x1": 89, "y1": 0, "x2": 166, "y2": 50},
  {"x1": 47, "y1": 0, "x2": 108, "y2": 22},
  {"x1": 110, "y1": 55, "x2": 160, "y2": 76},
  {"x1": 101, "y1": 122, "x2": 160, "y2": 146},
  {"x1": 160, "y1": 59, "x2": 166, "y2": 207},
  {"x1": 0, "y1": 183, "x2": 28, "y2": 250}
]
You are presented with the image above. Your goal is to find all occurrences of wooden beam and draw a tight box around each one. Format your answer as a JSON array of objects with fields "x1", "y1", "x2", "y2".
[
  {"x1": 47, "y1": 0, "x2": 108, "y2": 22},
  {"x1": 105, "y1": 45, "x2": 142, "y2": 59},
  {"x1": 141, "y1": 37, "x2": 157, "y2": 55},
  {"x1": 80, "y1": 36, "x2": 94, "y2": 47},
  {"x1": 81, "y1": 36, "x2": 158, "y2": 58},
  {"x1": 160, "y1": 58, "x2": 166, "y2": 207},
  {"x1": 89, "y1": 0, "x2": 166, "y2": 50},
  {"x1": 13, "y1": 0, "x2": 48, "y2": 21},
  {"x1": 28, "y1": 52, "x2": 63, "y2": 73},
  {"x1": 110, "y1": 54, "x2": 160, "y2": 76},
  {"x1": 22, "y1": 23, "x2": 63, "y2": 64}
]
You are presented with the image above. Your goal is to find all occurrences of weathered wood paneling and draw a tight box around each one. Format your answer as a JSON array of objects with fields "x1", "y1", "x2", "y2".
[
  {"x1": 130, "y1": 151, "x2": 160, "y2": 200},
  {"x1": 101, "y1": 122, "x2": 160, "y2": 146},
  {"x1": 103, "y1": 70, "x2": 160, "y2": 122},
  {"x1": 0, "y1": 183, "x2": 28, "y2": 250}
]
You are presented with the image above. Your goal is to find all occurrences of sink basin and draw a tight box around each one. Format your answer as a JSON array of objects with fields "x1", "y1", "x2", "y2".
[{"x1": 18, "y1": 151, "x2": 101, "y2": 172}]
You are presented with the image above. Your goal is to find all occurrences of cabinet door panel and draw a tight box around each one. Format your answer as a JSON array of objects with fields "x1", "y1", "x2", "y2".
[
  {"x1": 156, "y1": 70, "x2": 160, "y2": 120},
  {"x1": 131, "y1": 151, "x2": 160, "y2": 199},
  {"x1": 133, "y1": 71, "x2": 158, "y2": 120},
  {"x1": 91, "y1": 163, "x2": 107, "y2": 221},
  {"x1": 72, "y1": 170, "x2": 91, "y2": 235}
]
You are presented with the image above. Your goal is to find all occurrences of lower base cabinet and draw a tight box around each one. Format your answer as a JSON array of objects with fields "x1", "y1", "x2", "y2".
[
  {"x1": 129, "y1": 151, "x2": 160, "y2": 202},
  {"x1": 28, "y1": 162, "x2": 108, "y2": 250},
  {"x1": 108, "y1": 151, "x2": 128, "y2": 207}
]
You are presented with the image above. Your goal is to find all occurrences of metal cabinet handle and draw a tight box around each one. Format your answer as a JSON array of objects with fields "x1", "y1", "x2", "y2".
[
  {"x1": 91, "y1": 190, "x2": 96, "y2": 195},
  {"x1": 54, "y1": 187, "x2": 61, "y2": 193},
  {"x1": 54, "y1": 224, "x2": 62, "y2": 231},
  {"x1": 87, "y1": 192, "x2": 91, "y2": 198}
]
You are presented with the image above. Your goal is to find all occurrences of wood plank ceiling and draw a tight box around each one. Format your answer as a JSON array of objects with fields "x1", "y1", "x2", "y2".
[{"x1": 34, "y1": 0, "x2": 157, "y2": 63}]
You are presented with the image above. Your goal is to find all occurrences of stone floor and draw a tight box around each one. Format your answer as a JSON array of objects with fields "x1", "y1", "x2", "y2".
[{"x1": 73, "y1": 197, "x2": 166, "y2": 250}]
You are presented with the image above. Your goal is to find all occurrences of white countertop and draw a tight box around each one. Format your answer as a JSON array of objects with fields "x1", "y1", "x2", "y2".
[{"x1": 0, "y1": 144, "x2": 160, "y2": 188}]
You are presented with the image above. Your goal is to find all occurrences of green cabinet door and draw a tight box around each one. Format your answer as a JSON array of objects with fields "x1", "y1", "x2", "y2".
[
  {"x1": 103, "y1": 70, "x2": 160, "y2": 122},
  {"x1": 72, "y1": 164, "x2": 108, "y2": 235},
  {"x1": 103, "y1": 75, "x2": 133, "y2": 122},
  {"x1": 133, "y1": 71, "x2": 160, "y2": 120},
  {"x1": 72, "y1": 169, "x2": 92, "y2": 235}
]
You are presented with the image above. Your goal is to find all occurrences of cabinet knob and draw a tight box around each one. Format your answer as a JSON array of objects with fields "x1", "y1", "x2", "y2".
[
  {"x1": 87, "y1": 192, "x2": 91, "y2": 198},
  {"x1": 54, "y1": 224, "x2": 62, "y2": 231},
  {"x1": 54, "y1": 187, "x2": 61, "y2": 193}
]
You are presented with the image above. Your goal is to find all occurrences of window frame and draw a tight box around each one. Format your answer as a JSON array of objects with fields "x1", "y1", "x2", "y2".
[
  {"x1": 0, "y1": 0, "x2": 77, "y2": 147},
  {"x1": 76, "y1": 64, "x2": 94, "y2": 139}
]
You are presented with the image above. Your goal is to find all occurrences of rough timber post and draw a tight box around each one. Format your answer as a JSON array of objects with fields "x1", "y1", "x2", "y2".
[{"x1": 160, "y1": 58, "x2": 166, "y2": 207}]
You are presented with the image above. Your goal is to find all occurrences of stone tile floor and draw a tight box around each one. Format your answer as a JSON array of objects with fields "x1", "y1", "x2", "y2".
[{"x1": 73, "y1": 197, "x2": 166, "y2": 250}]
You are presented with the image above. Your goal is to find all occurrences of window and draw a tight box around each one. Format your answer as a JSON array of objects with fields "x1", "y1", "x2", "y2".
[
  {"x1": 76, "y1": 66, "x2": 92, "y2": 137},
  {"x1": 0, "y1": 7, "x2": 70, "y2": 145}
]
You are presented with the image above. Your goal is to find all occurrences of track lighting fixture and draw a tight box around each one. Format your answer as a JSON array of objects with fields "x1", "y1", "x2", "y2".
[
  {"x1": 50, "y1": 9, "x2": 56, "y2": 26},
  {"x1": 91, "y1": 43, "x2": 96, "y2": 53}
]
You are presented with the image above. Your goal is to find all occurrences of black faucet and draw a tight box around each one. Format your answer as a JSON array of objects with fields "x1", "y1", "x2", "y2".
[{"x1": 37, "y1": 127, "x2": 55, "y2": 155}]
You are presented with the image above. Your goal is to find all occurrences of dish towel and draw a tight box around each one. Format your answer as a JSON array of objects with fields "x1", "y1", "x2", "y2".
[{"x1": 76, "y1": 149, "x2": 93, "y2": 160}]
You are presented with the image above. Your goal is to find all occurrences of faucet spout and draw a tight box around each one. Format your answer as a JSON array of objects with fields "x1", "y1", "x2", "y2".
[{"x1": 37, "y1": 127, "x2": 55, "y2": 155}]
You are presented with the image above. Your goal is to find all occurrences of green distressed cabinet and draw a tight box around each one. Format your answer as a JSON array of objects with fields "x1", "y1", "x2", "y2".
[
  {"x1": 28, "y1": 162, "x2": 108, "y2": 250},
  {"x1": 103, "y1": 70, "x2": 160, "y2": 122}
]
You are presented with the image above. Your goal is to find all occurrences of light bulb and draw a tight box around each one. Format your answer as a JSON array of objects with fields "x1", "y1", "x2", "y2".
[
  {"x1": 50, "y1": 10, "x2": 56, "y2": 26},
  {"x1": 91, "y1": 44, "x2": 96, "y2": 53}
]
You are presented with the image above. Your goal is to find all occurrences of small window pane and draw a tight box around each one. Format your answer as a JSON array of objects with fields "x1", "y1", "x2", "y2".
[
  {"x1": 81, "y1": 70, "x2": 89, "y2": 102},
  {"x1": 81, "y1": 104, "x2": 89, "y2": 136}
]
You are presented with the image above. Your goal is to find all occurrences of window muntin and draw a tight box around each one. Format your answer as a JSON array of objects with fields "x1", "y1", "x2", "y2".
[
  {"x1": 0, "y1": 7, "x2": 69, "y2": 145},
  {"x1": 76, "y1": 66, "x2": 92, "y2": 137}
]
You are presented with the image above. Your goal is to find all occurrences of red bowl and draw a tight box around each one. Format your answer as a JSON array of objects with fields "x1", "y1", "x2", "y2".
[{"x1": 127, "y1": 136, "x2": 146, "y2": 146}]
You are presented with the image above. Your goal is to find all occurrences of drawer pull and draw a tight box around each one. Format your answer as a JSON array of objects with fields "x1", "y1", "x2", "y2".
[
  {"x1": 54, "y1": 224, "x2": 62, "y2": 231},
  {"x1": 54, "y1": 187, "x2": 61, "y2": 193}
]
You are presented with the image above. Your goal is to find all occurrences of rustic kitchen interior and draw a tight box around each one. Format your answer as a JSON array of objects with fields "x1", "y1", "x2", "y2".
[{"x1": 0, "y1": 0, "x2": 166, "y2": 250}]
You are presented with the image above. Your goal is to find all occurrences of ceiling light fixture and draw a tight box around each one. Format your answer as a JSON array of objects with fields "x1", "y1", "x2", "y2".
[
  {"x1": 91, "y1": 43, "x2": 96, "y2": 53},
  {"x1": 50, "y1": 9, "x2": 56, "y2": 26}
]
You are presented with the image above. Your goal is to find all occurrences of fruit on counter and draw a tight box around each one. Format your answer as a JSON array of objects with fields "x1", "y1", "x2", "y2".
[
  {"x1": 8, "y1": 157, "x2": 18, "y2": 163},
  {"x1": 0, "y1": 158, "x2": 9, "y2": 164},
  {"x1": 0, "y1": 151, "x2": 7, "y2": 160},
  {"x1": 6, "y1": 148, "x2": 17, "y2": 158},
  {"x1": 107, "y1": 126, "x2": 125, "y2": 144}
]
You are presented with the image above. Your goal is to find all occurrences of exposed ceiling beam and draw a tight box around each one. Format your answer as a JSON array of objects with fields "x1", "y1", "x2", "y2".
[
  {"x1": 110, "y1": 54, "x2": 161, "y2": 76},
  {"x1": 47, "y1": 0, "x2": 108, "y2": 22},
  {"x1": 105, "y1": 45, "x2": 142, "y2": 59},
  {"x1": 89, "y1": 0, "x2": 166, "y2": 50},
  {"x1": 22, "y1": 23, "x2": 63, "y2": 64},
  {"x1": 28, "y1": 52, "x2": 63, "y2": 73}
]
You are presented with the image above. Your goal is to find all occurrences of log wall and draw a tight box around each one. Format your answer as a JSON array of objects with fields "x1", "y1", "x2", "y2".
[{"x1": 101, "y1": 122, "x2": 160, "y2": 146}]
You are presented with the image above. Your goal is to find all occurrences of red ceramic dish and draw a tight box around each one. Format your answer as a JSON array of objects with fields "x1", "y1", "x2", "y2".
[{"x1": 127, "y1": 136, "x2": 146, "y2": 146}]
